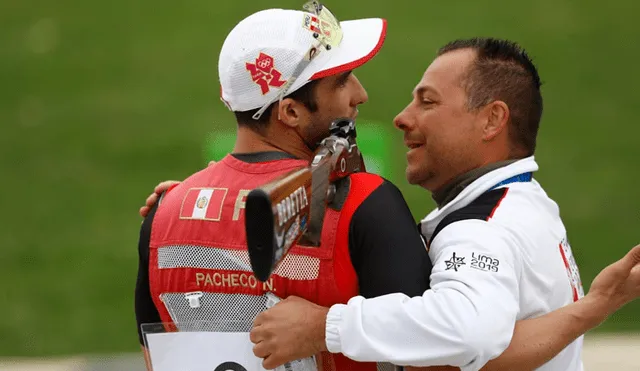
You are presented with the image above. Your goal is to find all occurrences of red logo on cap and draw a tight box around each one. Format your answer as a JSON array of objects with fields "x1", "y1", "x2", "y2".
[{"x1": 245, "y1": 53, "x2": 287, "y2": 95}]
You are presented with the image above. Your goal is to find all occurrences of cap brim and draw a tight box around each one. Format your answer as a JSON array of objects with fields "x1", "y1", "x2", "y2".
[{"x1": 309, "y1": 18, "x2": 387, "y2": 80}]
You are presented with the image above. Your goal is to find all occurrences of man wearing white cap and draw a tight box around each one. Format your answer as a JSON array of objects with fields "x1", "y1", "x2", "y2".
[{"x1": 135, "y1": 3, "x2": 433, "y2": 371}]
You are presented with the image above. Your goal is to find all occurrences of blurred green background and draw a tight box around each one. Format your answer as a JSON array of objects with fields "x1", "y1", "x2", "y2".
[{"x1": 1, "y1": 0, "x2": 638, "y2": 358}]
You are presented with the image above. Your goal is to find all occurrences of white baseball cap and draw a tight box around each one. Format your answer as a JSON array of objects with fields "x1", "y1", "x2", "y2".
[{"x1": 218, "y1": 2, "x2": 387, "y2": 119}]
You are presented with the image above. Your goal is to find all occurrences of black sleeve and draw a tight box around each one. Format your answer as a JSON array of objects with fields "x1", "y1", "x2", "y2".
[
  {"x1": 349, "y1": 179, "x2": 432, "y2": 298},
  {"x1": 135, "y1": 202, "x2": 162, "y2": 346}
]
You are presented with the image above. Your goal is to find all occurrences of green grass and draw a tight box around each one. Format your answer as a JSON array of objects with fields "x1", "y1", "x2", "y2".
[{"x1": 1, "y1": 0, "x2": 639, "y2": 357}]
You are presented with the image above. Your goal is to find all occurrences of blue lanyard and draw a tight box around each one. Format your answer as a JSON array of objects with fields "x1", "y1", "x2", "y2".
[{"x1": 489, "y1": 172, "x2": 533, "y2": 190}]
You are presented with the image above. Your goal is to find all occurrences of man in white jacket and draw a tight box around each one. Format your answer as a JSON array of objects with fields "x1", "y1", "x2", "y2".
[{"x1": 248, "y1": 37, "x2": 640, "y2": 370}]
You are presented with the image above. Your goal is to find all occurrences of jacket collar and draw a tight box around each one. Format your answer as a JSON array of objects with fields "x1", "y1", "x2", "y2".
[
  {"x1": 431, "y1": 159, "x2": 518, "y2": 208},
  {"x1": 420, "y1": 156, "x2": 539, "y2": 238}
]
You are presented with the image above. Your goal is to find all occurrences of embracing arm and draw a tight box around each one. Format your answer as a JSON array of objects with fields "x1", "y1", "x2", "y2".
[
  {"x1": 480, "y1": 244, "x2": 640, "y2": 371},
  {"x1": 409, "y1": 296, "x2": 606, "y2": 371},
  {"x1": 325, "y1": 220, "x2": 520, "y2": 370},
  {"x1": 412, "y1": 244, "x2": 640, "y2": 371}
]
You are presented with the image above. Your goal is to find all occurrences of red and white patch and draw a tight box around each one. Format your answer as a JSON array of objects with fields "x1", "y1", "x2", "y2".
[
  {"x1": 302, "y1": 14, "x2": 322, "y2": 34},
  {"x1": 302, "y1": 13, "x2": 334, "y2": 38},
  {"x1": 179, "y1": 188, "x2": 227, "y2": 221},
  {"x1": 558, "y1": 238, "x2": 584, "y2": 302},
  {"x1": 245, "y1": 52, "x2": 287, "y2": 95}
]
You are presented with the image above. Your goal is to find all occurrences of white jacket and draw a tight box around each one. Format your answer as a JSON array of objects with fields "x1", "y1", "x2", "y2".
[{"x1": 325, "y1": 156, "x2": 584, "y2": 371}]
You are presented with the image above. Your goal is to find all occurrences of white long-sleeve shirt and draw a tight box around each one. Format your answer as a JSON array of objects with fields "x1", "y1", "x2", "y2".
[{"x1": 325, "y1": 157, "x2": 585, "y2": 371}]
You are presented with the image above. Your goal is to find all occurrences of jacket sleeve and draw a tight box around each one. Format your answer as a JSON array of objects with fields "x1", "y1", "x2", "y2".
[{"x1": 325, "y1": 219, "x2": 521, "y2": 370}]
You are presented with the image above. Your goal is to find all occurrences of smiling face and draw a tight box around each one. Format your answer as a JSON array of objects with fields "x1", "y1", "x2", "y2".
[{"x1": 394, "y1": 49, "x2": 490, "y2": 192}]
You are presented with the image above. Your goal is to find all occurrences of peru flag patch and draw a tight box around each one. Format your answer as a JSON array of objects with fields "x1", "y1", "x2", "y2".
[{"x1": 179, "y1": 188, "x2": 227, "y2": 221}]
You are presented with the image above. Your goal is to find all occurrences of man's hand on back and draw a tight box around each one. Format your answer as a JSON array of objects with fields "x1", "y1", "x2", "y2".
[
  {"x1": 138, "y1": 161, "x2": 218, "y2": 218},
  {"x1": 139, "y1": 180, "x2": 181, "y2": 218}
]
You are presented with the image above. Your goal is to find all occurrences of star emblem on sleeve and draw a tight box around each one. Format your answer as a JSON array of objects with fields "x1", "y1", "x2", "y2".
[{"x1": 445, "y1": 252, "x2": 465, "y2": 272}]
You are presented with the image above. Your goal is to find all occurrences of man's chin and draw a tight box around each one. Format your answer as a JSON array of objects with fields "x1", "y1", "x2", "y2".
[
  {"x1": 405, "y1": 169, "x2": 421, "y2": 185},
  {"x1": 406, "y1": 168, "x2": 432, "y2": 188}
]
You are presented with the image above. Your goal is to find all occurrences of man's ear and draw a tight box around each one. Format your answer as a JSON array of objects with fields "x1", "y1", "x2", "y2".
[
  {"x1": 482, "y1": 100, "x2": 510, "y2": 141},
  {"x1": 275, "y1": 98, "x2": 308, "y2": 129}
]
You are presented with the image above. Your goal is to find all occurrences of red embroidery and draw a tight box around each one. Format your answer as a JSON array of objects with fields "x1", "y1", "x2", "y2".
[{"x1": 245, "y1": 53, "x2": 287, "y2": 94}]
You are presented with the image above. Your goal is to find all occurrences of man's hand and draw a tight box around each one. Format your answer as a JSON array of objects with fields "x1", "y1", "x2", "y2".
[
  {"x1": 139, "y1": 180, "x2": 181, "y2": 218},
  {"x1": 586, "y1": 244, "x2": 640, "y2": 318},
  {"x1": 250, "y1": 296, "x2": 329, "y2": 370}
]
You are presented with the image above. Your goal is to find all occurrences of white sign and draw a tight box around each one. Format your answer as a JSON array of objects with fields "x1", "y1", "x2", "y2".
[{"x1": 146, "y1": 331, "x2": 265, "y2": 371}]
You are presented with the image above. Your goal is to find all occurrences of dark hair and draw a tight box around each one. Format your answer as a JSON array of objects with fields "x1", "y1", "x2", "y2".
[
  {"x1": 234, "y1": 79, "x2": 320, "y2": 133},
  {"x1": 437, "y1": 38, "x2": 543, "y2": 156}
]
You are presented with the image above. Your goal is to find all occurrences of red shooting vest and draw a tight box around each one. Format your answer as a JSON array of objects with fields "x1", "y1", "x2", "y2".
[{"x1": 148, "y1": 154, "x2": 383, "y2": 371}]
